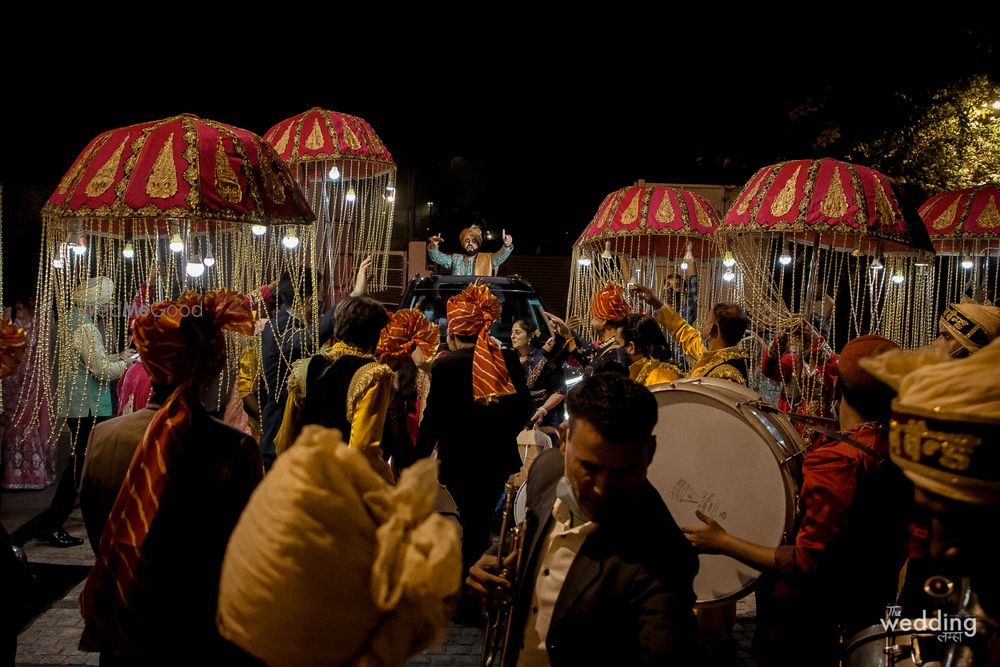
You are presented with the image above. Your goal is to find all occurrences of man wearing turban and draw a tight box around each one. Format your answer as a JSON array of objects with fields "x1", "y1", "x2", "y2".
[
  {"x1": 934, "y1": 302, "x2": 1000, "y2": 358},
  {"x1": 427, "y1": 224, "x2": 513, "y2": 276},
  {"x1": 546, "y1": 281, "x2": 631, "y2": 378},
  {"x1": 79, "y1": 290, "x2": 263, "y2": 663},
  {"x1": 415, "y1": 283, "x2": 532, "y2": 601}
]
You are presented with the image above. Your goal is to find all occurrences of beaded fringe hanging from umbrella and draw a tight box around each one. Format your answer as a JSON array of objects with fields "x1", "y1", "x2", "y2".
[
  {"x1": 919, "y1": 183, "x2": 1000, "y2": 307},
  {"x1": 264, "y1": 108, "x2": 396, "y2": 301},
  {"x1": 34, "y1": 113, "x2": 314, "y2": 450},
  {"x1": 568, "y1": 183, "x2": 724, "y2": 348},
  {"x1": 721, "y1": 158, "x2": 936, "y2": 353}
]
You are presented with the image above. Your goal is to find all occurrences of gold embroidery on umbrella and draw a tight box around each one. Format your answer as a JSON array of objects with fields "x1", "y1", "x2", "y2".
[
  {"x1": 274, "y1": 124, "x2": 292, "y2": 155},
  {"x1": 146, "y1": 134, "x2": 178, "y2": 199},
  {"x1": 977, "y1": 194, "x2": 1000, "y2": 229},
  {"x1": 58, "y1": 156, "x2": 85, "y2": 196},
  {"x1": 215, "y1": 137, "x2": 243, "y2": 204},
  {"x1": 770, "y1": 166, "x2": 801, "y2": 217},
  {"x1": 819, "y1": 167, "x2": 848, "y2": 218},
  {"x1": 621, "y1": 191, "x2": 640, "y2": 226},
  {"x1": 366, "y1": 124, "x2": 385, "y2": 154},
  {"x1": 594, "y1": 196, "x2": 614, "y2": 230},
  {"x1": 305, "y1": 121, "x2": 325, "y2": 150},
  {"x1": 875, "y1": 180, "x2": 896, "y2": 229},
  {"x1": 343, "y1": 121, "x2": 361, "y2": 150},
  {"x1": 736, "y1": 176, "x2": 763, "y2": 215},
  {"x1": 694, "y1": 199, "x2": 713, "y2": 230},
  {"x1": 85, "y1": 137, "x2": 129, "y2": 198},
  {"x1": 932, "y1": 198, "x2": 960, "y2": 230},
  {"x1": 261, "y1": 160, "x2": 286, "y2": 205},
  {"x1": 654, "y1": 192, "x2": 676, "y2": 223}
]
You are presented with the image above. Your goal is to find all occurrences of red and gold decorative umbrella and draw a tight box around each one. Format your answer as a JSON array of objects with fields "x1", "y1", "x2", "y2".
[
  {"x1": 722, "y1": 158, "x2": 936, "y2": 352},
  {"x1": 919, "y1": 183, "x2": 1000, "y2": 304},
  {"x1": 569, "y1": 182, "x2": 726, "y2": 344},
  {"x1": 34, "y1": 114, "x2": 315, "y2": 440},
  {"x1": 265, "y1": 107, "x2": 396, "y2": 297}
]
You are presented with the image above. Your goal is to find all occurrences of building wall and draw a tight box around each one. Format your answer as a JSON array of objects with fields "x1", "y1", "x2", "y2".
[{"x1": 499, "y1": 254, "x2": 572, "y2": 319}]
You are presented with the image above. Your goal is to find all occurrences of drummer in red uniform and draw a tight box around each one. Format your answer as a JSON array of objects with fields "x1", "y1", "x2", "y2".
[{"x1": 682, "y1": 335, "x2": 914, "y2": 667}]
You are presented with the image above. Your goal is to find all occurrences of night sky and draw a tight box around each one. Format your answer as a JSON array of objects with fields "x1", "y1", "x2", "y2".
[{"x1": 2, "y1": 19, "x2": 997, "y2": 303}]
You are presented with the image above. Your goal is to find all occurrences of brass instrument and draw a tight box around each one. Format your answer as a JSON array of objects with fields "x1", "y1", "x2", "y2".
[{"x1": 480, "y1": 480, "x2": 527, "y2": 667}]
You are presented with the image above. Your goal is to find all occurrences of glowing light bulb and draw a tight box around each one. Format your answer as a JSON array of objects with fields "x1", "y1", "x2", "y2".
[
  {"x1": 722, "y1": 268, "x2": 736, "y2": 282},
  {"x1": 122, "y1": 242, "x2": 134, "y2": 259},
  {"x1": 577, "y1": 257, "x2": 592, "y2": 267},
  {"x1": 680, "y1": 260, "x2": 689, "y2": 271},
  {"x1": 961, "y1": 257, "x2": 974, "y2": 269},
  {"x1": 328, "y1": 166, "x2": 340, "y2": 181},
  {"x1": 601, "y1": 242, "x2": 613, "y2": 259},
  {"x1": 778, "y1": 252, "x2": 792, "y2": 266},
  {"x1": 203, "y1": 242, "x2": 215, "y2": 267},
  {"x1": 282, "y1": 229, "x2": 300, "y2": 250},
  {"x1": 345, "y1": 185, "x2": 357, "y2": 202},
  {"x1": 722, "y1": 250, "x2": 736, "y2": 268},
  {"x1": 169, "y1": 232, "x2": 184, "y2": 252},
  {"x1": 870, "y1": 258, "x2": 884, "y2": 271},
  {"x1": 72, "y1": 240, "x2": 87, "y2": 256},
  {"x1": 186, "y1": 255, "x2": 205, "y2": 278},
  {"x1": 251, "y1": 224, "x2": 267, "y2": 236},
  {"x1": 52, "y1": 257, "x2": 65, "y2": 269},
  {"x1": 891, "y1": 271, "x2": 905, "y2": 284}
]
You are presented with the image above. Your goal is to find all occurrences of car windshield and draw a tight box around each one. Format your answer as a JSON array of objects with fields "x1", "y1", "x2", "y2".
[{"x1": 401, "y1": 281, "x2": 552, "y2": 348}]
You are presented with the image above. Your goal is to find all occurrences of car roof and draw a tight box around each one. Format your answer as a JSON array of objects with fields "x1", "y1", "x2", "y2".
[{"x1": 407, "y1": 274, "x2": 538, "y2": 293}]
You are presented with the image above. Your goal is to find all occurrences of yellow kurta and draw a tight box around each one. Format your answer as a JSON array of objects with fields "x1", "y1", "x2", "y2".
[
  {"x1": 628, "y1": 358, "x2": 683, "y2": 387},
  {"x1": 653, "y1": 305, "x2": 748, "y2": 385}
]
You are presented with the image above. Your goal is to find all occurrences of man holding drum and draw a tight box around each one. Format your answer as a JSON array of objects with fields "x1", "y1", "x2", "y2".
[
  {"x1": 467, "y1": 372, "x2": 699, "y2": 665},
  {"x1": 683, "y1": 335, "x2": 914, "y2": 667}
]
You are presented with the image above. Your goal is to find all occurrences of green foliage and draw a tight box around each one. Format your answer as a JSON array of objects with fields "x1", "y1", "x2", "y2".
[{"x1": 851, "y1": 76, "x2": 1000, "y2": 199}]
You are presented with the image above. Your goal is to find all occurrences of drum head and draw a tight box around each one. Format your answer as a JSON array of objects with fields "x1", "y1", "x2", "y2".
[
  {"x1": 514, "y1": 482, "x2": 527, "y2": 525},
  {"x1": 647, "y1": 379, "x2": 800, "y2": 606}
]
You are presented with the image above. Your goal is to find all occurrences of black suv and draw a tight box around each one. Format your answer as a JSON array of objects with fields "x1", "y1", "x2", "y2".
[{"x1": 398, "y1": 275, "x2": 554, "y2": 348}]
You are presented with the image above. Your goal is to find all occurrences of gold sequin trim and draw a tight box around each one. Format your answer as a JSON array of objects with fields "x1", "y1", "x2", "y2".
[
  {"x1": 874, "y1": 179, "x2": 895, "y2": 229},
  {"x1": 274, "y1": 124, "x2": 292, "y2": 155},
  {"x1": 621, "y1": 190, "x2": 640, "y2": 226},
  {"x1": 145, "y1": 133, "x2": 178, "y2": 199},
  {"x1": 769, "y1": 166, "x2": 800, "y2": 217},
  {"x1": 261, "y1": 159, "x2": 286, "y2": 204},
  {"x1": 215, "y1": 137, "x2": 243, "y2": 204},
  {"x1": 819, "y1": 166, "x2": 848, "y2": 218},
  {"x1": 85, "y1": 136, "x2": 128, "y2": 198},
  {"x1": 305, "y1": 121, "x2": 324, "y2": 150},
  {"x1": 693, "y1": 198, "x2": 713, "y2": 230},
  {"x1": 977, "y1": 194, "x2": 1000, "y2": 229},
  {"x1": 736, "y1": 175, "x2": 763, "y2": 216},
  {"x1": 343, "y1": 120, "x2": 361, "y2": 150},
  {"x1": 346, "y1": 361, "x2": 392, "y2": 421},
  {"x1": 931, "y1": 197, "x2": 959, "y2": 230},
  {"x1": 654, "y1": 192, "x2": 675, "y2": 223}
]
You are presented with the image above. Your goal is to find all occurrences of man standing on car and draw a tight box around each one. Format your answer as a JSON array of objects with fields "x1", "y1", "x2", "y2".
[{"x1": 427, "y1": 225, "x2": 513, "y2": 276}]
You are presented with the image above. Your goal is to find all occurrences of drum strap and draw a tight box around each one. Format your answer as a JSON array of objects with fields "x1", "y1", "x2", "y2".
[{"x1": 752, "y1": 401, "x2": 883, "y2": 461}]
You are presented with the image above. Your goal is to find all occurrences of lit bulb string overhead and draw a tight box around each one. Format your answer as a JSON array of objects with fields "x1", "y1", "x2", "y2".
[
  {"x1": 264, "y1": 108, "x2": 397, "y2": 302},
  {"x1": 568, "y1": 183, "x2": 727, "y2": 356},
  {"x1": 34, "y1": 113, "x2": 314, "y2": 454}
]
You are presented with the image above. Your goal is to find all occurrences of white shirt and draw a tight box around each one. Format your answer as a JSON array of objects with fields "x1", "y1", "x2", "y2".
[{"x1": 517, "y1": 498, "x2": 598, "y2": 666}]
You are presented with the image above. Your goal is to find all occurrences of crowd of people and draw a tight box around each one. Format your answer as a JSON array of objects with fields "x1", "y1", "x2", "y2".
[{"x1": 1, "y1": 233, "x2": 1000, "y2": 665}]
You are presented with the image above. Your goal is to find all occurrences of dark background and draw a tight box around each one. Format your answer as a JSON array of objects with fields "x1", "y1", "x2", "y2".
[{"x1": 2, "y1": 18, "x2": 997, "y2": 305}]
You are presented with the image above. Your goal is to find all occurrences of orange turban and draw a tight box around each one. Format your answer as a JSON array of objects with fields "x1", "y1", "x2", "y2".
[
  {"x1": 81, "y1": 290, "x2": 254, "y2": 652},
  {"x1": 377, "y1": 309, "x2": 440, "y2": 364},
  {"x1": 591, "y1": 281, "x2": 629, "y2": 322},
  {"x1": 0, "y1": 318, "x2": 27, "y2": 379},
  {"x1": 459, "y1": 225, "x2": 483, "y2": 246},
  {"x1": 446, "y1": 283, "x2": 516, "y2": 403}
]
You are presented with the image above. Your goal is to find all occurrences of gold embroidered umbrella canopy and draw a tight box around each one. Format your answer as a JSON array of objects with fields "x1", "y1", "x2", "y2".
[
  {"x1": 264, "y1": 107, "x2": 396, "y2": 300},
  {"x1": 36, "y1": 113, "x2": 315, "y2": 430},
  {"x1": 919, "y1": 183, "x2": 1000, "y2": 305},
  {"x1": 720, "y1": 157, "x2": 936, "y2": 350},
  {"x1": 568, "y1": 182, "x2": 725, "y2": 341}
]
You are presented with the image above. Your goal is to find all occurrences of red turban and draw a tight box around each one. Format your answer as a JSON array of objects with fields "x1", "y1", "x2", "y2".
[
  {"x1": 81, "y1": 290, "x2": 254, "y2": 652},
  {"x1": 377, "y1": 309, "x2": 440, "y2": 363},
  {"x1": 591, "y1": 281, "x2": 629, "y2": 322},
  {"x1": 446, "y1": 283, "x2": 516, "y2": 403},
  {"x1": 838, "y1": 335, "x2": 900, "y2": 390}
]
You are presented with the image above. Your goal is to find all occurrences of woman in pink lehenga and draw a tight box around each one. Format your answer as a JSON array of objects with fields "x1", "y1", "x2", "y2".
[{"x1": 1, "y1": 300, "x2": 56, "y2": 489}]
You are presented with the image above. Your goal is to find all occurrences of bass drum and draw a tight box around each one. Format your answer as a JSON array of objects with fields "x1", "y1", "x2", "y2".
[{"x1": 647, "y1": 377, "x2": 803, "y2": 606}]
